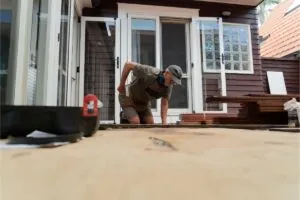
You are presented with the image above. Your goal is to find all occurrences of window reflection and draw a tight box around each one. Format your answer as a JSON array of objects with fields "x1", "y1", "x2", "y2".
[
  {"x1": 131, "y1": 18, "x2": 156, "y2": 108},
  {"x1": 131, "y1": 18, "x2": 156, "y2": 66},
  {"x1": 0, "y1": 8, "x2": 12, "y2": 104},
  {"x1": 27, "y1": 0, "x2": 49, "y2": 105}
]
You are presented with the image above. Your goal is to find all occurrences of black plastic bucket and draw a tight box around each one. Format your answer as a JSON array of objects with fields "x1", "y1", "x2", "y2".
[{"x1": 0, "y1": 105, "x2": 99, "y2": 138}]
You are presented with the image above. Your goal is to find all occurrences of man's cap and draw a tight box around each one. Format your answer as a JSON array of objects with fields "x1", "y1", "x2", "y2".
[{"x1": 166, "y1": 65, "x2": 183, "y2": 85}]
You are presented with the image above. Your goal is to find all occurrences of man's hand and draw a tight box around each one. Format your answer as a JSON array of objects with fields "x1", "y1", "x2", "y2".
[
  {"x1": 117, "y1": 83, "x2": 125, "y2": 93},
  {"x1": 161, "y1": 97, "x2": 169, "y2": 125},
  {"x1": 118, "y1": 62, "x2": 136, "y2": 94}
]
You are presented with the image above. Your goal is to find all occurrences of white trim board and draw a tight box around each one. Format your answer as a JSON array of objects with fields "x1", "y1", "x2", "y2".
[
  {"x1": 118, "y1": 3, "x2": 199, "y2": 18},
  {"x1": 66, "y1": 0, "x2": 75, "y2": 106}
]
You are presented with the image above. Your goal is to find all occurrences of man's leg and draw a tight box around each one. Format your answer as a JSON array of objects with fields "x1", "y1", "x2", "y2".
[
  {"x1": 123, "y1": 107, "x2": 141, "y2": 124},
  {"x1": 140, "y1": 108, "x2": 154, "y2": 124},
  {"x1": 118, "y1": 93, "x2": 140, "y2": 124}
]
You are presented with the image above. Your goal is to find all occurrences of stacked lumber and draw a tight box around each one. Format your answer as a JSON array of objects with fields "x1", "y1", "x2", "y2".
[
  {"x1": 180, "y1": 113, "x2": 237, "y2": 125},
  {"x1": 180, "y1": 93, "x2": 299, "y2": 125},
  {"x1": 246, "y1": 94, "x2": 300, "y2": 112}
]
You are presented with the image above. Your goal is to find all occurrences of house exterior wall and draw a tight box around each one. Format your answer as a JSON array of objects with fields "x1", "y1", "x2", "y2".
[
  {"x1": 262, "y1": 57, "x2": 300, "y2": 94},
  {"x1": 82, "y1": 0, "x2": 263, "y2": 116}
]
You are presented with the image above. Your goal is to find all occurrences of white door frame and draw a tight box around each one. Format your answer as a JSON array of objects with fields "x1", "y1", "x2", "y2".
[
  {"x1": 79, "y1": 17, "x2": 121, "y2": 123},
  {"x1": 118, "y1": 3, "x2": 199, "y2": 123},
  {"x1": 191, "y1": 17, "x2": 227, "y2": 113},
  {"x1": 67, "y1": 1, "x2": 80, "y2": 106},
  {"x1": 37, "y1": 0, "x2": 62, "y2": 106},
  {"x1": 65, "y1": 0, "x2": 75, "y2": 106}
]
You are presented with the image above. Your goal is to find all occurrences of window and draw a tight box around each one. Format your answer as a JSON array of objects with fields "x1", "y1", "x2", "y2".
[
  {"x1": 201, "y1": 21, "x2": 222, "y2": 71},
  {"x1": 223, "y1": 23, "x2": 253, "y2": 73},
  {"x1": 0, "y1": 9, "x2": 12, "y2": 104},
  {"x1": 27, "y1": 0, "x2": 49, "y2": 105},
  {"x1": 201, "y1": 22, "x2": 253, "y2": 74},
  {"x1": 131, "y1": 18, "x2": 156, "y2": 66}
]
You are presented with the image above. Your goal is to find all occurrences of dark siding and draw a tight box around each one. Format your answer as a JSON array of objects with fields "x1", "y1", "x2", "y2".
[
  {"x1": 261, "y1": 58, "x2": 300, "y2": 94},
  {"x1": 83, "y1": 0, "x2": 263, "y2": 116}
]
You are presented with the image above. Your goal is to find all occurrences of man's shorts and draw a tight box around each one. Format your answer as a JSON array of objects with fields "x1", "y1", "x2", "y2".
[
  {"x1": 118, "y1": 93, "x2": 152, "y2": 120},
  {"x1": 122, "y1": 107, "x2": 153, "y2": 121}
]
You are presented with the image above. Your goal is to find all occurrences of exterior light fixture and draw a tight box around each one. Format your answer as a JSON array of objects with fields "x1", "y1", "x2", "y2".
[{"x1": 221, "y1": 11, "x2": 231, "y2": 17}]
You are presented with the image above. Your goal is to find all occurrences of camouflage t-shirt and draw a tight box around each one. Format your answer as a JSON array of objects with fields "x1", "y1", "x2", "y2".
[{"x1": 128, "y1": 64, "x2": 173, "y2": 107}]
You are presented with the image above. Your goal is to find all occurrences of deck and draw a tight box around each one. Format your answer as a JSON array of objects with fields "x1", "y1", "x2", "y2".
[{"x1": 1, "y1": 128, "x2": 299, "y2": 200}]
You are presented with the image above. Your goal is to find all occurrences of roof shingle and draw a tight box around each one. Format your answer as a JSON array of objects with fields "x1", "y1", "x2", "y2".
[{"x1": 259, "y1": 0, "x2": 300, "y2": 58}]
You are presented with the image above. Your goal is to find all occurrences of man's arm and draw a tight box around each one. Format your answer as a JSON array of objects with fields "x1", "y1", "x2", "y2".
[
  {"x1": 120, "y1": 62, "x2": 136, "y2": 86},
  {"x1": 118, "y1": 62, "x2": 137, "y2": 93},
  {"x1": 118, "y1": 62, "x2": 154, "y2": 93},
  {"x1": 161, "y1": 97, "x2": 169, "y2": 125}
]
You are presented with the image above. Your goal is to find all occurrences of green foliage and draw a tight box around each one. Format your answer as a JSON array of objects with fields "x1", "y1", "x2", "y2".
[{"x1": 257, "y1": 0, "x2": 282, "y2": 26}]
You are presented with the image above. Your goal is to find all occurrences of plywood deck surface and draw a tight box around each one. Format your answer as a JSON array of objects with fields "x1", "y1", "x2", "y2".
[{"x1": 0, "y1": 128, "x2": 299, "y2": 200}]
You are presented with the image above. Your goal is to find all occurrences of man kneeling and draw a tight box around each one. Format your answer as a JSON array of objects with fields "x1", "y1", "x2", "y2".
[{"x1": 117, "y1": 62, "x2": 183, "y2": 125}]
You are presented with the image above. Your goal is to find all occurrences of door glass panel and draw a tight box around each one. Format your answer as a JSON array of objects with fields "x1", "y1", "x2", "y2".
[
  {"x1": 0, "y1": 6, "x2": 12, "y2": 104},
  {"x1": 161, "y1": 23, "x2": 187, "y2": 73},
  {"x1": 57, "y1": 0, "x2": 69, "y2": 106},
  {"x1": 27, "y1": 0, "x2": 49, "y2": 105},
  {"x1": 84, "y1": 21, "x2": 116, "y2": 121},
  {"x1": 196, "y1": 19, "x2": 225, "y2": 111},
  {"x1": 169, "y1": 79, "x2": 188, "y2": 108},
  {"x1": 131, "y1": 18, "x2": 156, "y2": 66},
  {"x1": 131, "y1": 18, "x2": 156, "y2": 108},
  {"x1": 223, "y1": 24, "x2": 251, "y2": 72},
  {"x1": 161, "y1": 21, "x2": 189, "y2": 109}
]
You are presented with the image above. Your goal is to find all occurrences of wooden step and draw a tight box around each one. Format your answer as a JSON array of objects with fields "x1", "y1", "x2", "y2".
[
  {"x1": 207, "y1": 95, "x2": 299, "y2": 103},
  {"x1": 180, "y1": 113, "x2": 236, "y2": 121}
]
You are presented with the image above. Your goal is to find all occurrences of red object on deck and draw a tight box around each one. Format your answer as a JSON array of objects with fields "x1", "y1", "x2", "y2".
[{"x1": 82, "y1": 94, "x2": 99, "y2": 117}]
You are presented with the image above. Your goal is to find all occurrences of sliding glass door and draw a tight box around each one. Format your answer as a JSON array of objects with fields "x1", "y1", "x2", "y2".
[{"x1": 128, "y1": 15, "x2": 192, "y2": 116}]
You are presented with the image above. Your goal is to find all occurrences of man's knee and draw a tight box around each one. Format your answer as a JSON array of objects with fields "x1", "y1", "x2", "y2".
[
  {"x1": 128, "y1": 116, "x2": 140, "y2": 124},
  {"x1": 143, "y1": 116, "x2": 154, "y2": 124},
  {"x1": 141, "y1": 108, "x2": 154, "y2": 124},
  {"x1": 122, "y1": 107, "x2": 140, "y2": 124}
]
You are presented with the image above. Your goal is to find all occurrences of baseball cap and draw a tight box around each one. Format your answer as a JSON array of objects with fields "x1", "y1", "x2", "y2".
[{"x1": 166, "y1": 65, "x2": 183, "y2": 85}]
